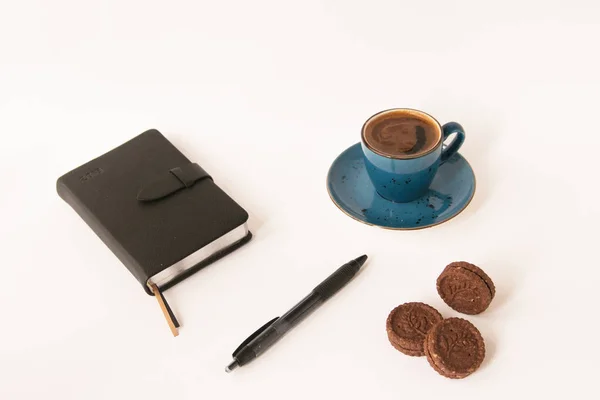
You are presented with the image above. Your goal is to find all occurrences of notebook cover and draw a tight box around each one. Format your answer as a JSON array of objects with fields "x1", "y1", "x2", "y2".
[{"x1": 57, "y1": 129, "x2": 250, "y2": 295}]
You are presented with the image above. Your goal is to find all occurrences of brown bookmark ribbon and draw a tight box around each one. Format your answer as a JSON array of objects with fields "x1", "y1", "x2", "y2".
[{"x1": 149, "y1": 283, "x2": 180, "y2": 337}]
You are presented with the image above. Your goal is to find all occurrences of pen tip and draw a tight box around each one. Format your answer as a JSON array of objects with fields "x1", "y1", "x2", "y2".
[
  {"x1": 225, "y1": 360, "x2": 239, "y2": 373},
  {"x1": 354, "y1": 254, "x2": 368, "y2": 266}
]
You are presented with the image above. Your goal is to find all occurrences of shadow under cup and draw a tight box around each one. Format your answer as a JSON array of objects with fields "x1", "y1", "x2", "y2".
[{"x1": 361, "y1": 109, "x2": 465, "y2": 203}]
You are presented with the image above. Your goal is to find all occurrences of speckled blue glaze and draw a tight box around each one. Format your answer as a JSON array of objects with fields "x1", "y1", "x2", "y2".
[
  {"x1": 327, "y1": 143, "x2": 475, "y2": 229},
  {"x1": 362, "y1": 121, "x2": 466, "y2": 203}
]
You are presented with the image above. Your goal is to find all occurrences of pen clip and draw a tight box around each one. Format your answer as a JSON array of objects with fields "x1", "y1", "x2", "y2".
[{"x1": 232, "y1": 316, "x2": 279, "y2": 357}]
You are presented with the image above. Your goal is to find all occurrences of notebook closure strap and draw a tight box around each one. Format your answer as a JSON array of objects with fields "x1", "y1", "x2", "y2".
[{"x1": 137, "y1": 163, "x2": 212, "y2": 202}]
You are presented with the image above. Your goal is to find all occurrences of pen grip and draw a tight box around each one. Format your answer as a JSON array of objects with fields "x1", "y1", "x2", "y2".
[{"x1": 313, "y1": 261, "x2": 360, "y2": 301}]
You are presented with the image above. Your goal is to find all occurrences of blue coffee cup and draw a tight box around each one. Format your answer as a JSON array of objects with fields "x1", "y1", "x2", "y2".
[{"x1": 361, "y1": 108, "x2": 465, "y2": 203}]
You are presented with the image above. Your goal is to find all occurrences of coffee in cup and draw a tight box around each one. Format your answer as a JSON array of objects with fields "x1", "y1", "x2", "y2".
[
  {"x1": 363, "y1": 110, "x2": 440, "y2": 158},
  {"x1": 361, "y1": 108, "x2": 466, "y2": 203}
]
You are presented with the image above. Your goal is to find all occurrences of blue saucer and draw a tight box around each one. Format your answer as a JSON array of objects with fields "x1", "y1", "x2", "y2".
[{"x1": 327, "y1": 143, "x2": 475, "y2": 230}]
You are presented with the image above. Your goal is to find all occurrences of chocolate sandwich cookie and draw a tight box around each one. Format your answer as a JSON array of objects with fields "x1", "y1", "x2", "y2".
[
  {"x1": 386, "y1": 302, "x2": 443, "y2": 356},
  {"x1": 424, "y1": 318, "x2": 485, "y2": 379},
  {"x1": 437, "y1": 261, "x2": 495, "y2": 315}
]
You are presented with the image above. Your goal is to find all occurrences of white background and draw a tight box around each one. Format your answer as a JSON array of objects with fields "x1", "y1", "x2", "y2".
[{"x1": 2, "y1": 1, "x2": 599, "y2": 398}]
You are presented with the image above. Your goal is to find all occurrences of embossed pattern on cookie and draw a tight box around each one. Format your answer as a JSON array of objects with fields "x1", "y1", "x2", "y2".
[
  {"x1": 386, "y1": 302, "x2": 443, "y2": 356},
  {"x1": 437, "y1": 261, "x2": 495, "y2": 315},
  {"x1": 424, "y1": 317, "x2": 485, "y2": 379}
]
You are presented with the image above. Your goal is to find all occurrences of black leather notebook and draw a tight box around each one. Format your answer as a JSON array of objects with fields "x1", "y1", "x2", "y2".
[{"x1": 57, "y1": 129, "x2": 251, "y2": 334}]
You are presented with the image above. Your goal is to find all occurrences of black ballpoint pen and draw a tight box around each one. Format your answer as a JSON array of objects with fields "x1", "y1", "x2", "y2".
[{"x1": 225, "y1": 254, "x2": 367, "y2": 372}]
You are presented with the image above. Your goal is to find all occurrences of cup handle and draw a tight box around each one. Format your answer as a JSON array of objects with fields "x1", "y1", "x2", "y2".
[{"x1": 440, "y1": 122, "x2": 466, "y2": 164}]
